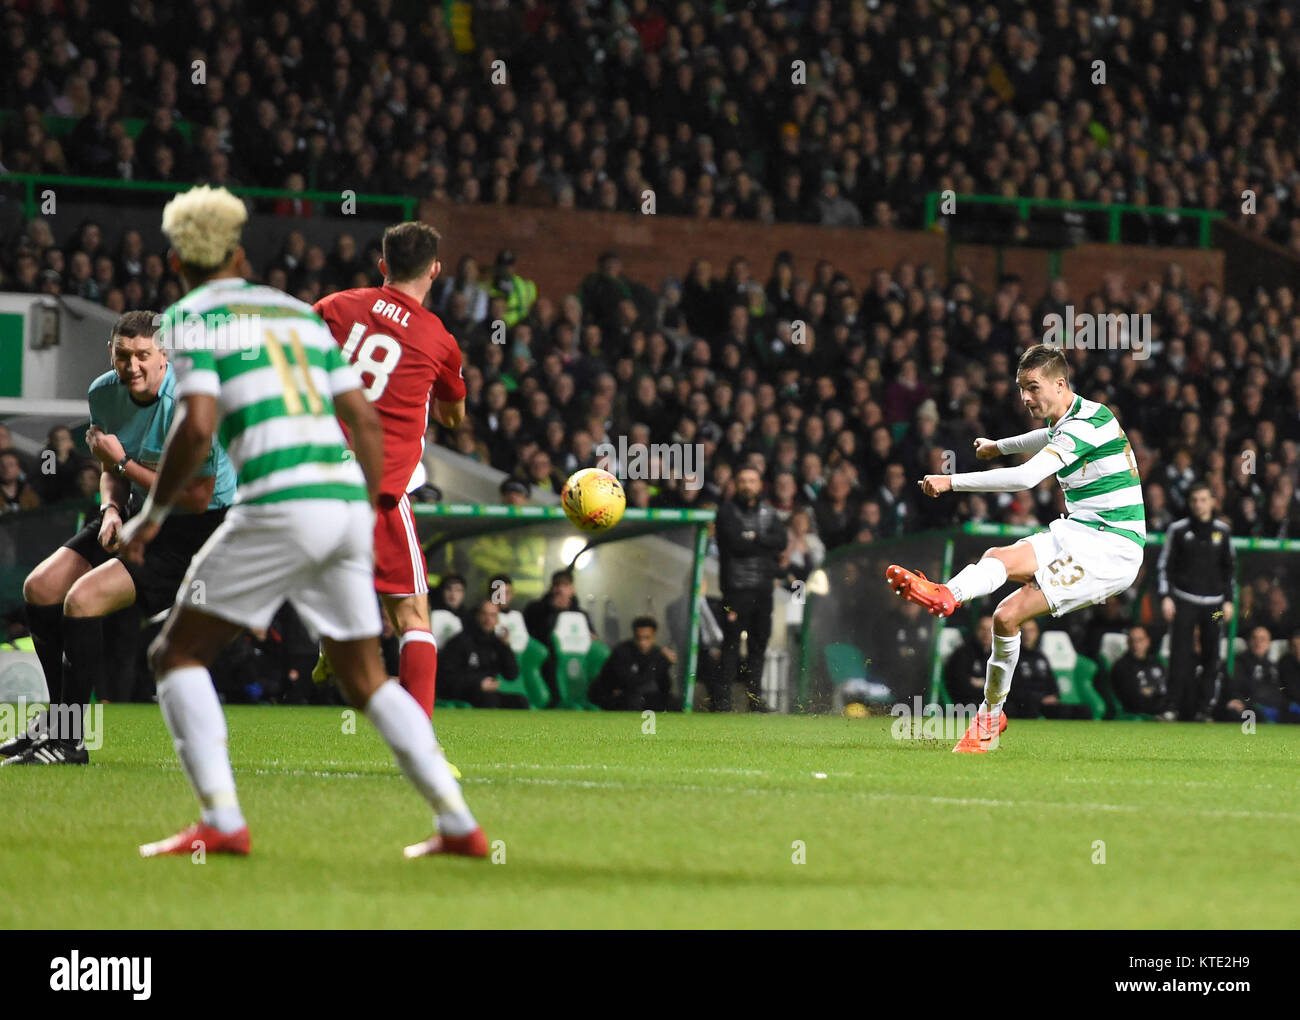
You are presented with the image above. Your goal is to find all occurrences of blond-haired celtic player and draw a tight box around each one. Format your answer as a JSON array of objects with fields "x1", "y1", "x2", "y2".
[
  {"x1": 886, "y1": 344, "x2": 1145, "y2": 753},
  {"x1": 119, "y1": 185, "x2": 486, "y2": 858}
]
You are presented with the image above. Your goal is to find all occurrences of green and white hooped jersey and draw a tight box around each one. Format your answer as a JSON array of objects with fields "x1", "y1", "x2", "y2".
[
  {"x1": 160, "y1": 278, "x2": 368, "y2": 507},
  {"x1": 1044, "y1": 395, "x2": 1146, "y2": 548}
]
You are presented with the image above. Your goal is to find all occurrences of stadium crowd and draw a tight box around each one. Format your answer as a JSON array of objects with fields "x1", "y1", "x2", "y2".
[
  {"x1": 1, "y1": 1, "x2": 1300, "y2": 245},
  {"x1": 3, "y1": 0, "x2": 1300, "y2": 716}
]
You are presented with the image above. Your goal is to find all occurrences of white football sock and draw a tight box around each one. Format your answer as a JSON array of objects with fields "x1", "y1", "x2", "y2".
[
  {"x1": 364, "y1": 680, "x2": 477, "y2": 837},
  {"x1": 157, "y1": 666, "x2": 246, "y2": 833},
  {"x1": 983, "y1": 632, "x2": 1021, "y2": 717},
  {"x1": 946, "y1": 557, "x2": 1009, "y2": 604}
]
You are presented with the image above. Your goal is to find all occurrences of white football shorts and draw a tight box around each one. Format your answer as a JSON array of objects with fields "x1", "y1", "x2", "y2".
[
  {"x1": 1022, "y1": 516, "x2": 1144, "y2": 617},
  {"x1": 175, "y1": 498, "x2": 382, "y2": 640}
]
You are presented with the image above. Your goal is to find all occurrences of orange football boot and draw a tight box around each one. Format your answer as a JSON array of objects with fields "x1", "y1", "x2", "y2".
[
  {"x1": 885, "y1": 564, "x2": 960, "y2": 618},
  {"x1": 952, "y1": 711, "x2": 1009, "y2": 754}
]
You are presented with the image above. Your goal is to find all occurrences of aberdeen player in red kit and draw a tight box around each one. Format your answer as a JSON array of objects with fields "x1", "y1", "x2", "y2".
[{"x1": 315, "y1": 222, "x2": 465, "y2": 718}]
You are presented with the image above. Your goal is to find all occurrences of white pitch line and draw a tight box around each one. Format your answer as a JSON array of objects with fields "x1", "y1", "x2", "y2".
[
  {"x1": 461, "y1": 775, "x2": 1300, "y2": 823},
  {"x1": 143, "y1": 759, "x2": 1300, "y2": 823}
]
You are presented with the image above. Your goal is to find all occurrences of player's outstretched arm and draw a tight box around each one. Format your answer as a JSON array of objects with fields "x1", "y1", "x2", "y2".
[
  {"x1": 921, "y1": 447, "x2": 1060, "y2": 497},
  {"x1": 976, "y1": 428, "x2": 1051, "y2": 460},
  {"x1": 335, "y1": 386, "x2": 385, "y2": 507}
]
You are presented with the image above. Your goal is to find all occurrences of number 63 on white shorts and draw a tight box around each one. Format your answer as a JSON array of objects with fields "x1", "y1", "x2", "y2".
[{"x1": 1022, "y1": 517, "x2": 1144, "y2": 617}]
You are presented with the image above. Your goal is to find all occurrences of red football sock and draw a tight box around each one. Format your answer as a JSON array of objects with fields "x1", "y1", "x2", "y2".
[{"x1": 399, "y1": 629, "x2": 438, "y2": 717}]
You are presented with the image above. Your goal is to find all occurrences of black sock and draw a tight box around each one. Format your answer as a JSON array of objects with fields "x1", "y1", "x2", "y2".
[
  {"x1": 24, "y1": 602, "x2": 64, "y2": 719},
  {"x1": 60, "y1": 616, "x2": 104, "y2": 745}
]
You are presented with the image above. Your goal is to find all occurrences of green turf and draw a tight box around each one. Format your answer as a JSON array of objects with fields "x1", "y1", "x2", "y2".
[{"x1": 2, "y1": 705, "x2": 1298, "y2": 929}]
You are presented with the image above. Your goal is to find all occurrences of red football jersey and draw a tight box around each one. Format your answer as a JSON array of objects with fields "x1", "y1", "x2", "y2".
[{"x1": 315, "y1": 285, "x2": 466, "y2": 500}]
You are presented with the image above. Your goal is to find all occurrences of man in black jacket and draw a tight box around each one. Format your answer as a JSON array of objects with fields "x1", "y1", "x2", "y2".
[
  {"x1": 1223, "y1": 625, "x2": 1300, "y2": 723},
  {"x1": 523, "y1": 569, "x2": 594, "y2": 706},
  {"x1": 439, "y1": 600, "x2": 528, "y2": 709},
  {"x1": 1157, "y1": 482, "x2": 1236, "y2": 721},
  {"x1": 1109, "y1": 625, "x2": 1168, "y2": 715},
  {"x1": 716, "y1": 467, "x2": 786, "y2": 711},
  {"x1": 588, "y1": 616, "x2": 680, "y2": 711}
]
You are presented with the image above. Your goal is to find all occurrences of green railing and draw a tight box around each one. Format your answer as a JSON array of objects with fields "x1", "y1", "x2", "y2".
[
  {"x1": 923, "y1": 192, "x2": 1225, "y2": 248},
  {"x1": 0, "y1": 172, "x2": 418, "y2": 221}
]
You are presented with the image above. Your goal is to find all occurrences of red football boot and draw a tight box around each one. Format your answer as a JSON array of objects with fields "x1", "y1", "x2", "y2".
[
  {"x1": 403, "y1": 826, "x2": 489, "y2": 859},
  {"x1": 139, "y1": 822, "x2": 251, "y2": 858}
]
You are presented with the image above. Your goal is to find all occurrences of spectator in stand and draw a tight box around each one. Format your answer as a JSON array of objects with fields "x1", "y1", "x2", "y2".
[
  {"x1": 587, "y1": 615, "x2": 680, "y2": 712},
  {"x1": 34, "y1": 426, "x2": 90, "y2": 504},
  {"x1": 499, "y1": 476, "x2": 530, "y2": 506},
  {"x1": 1223, "y1": 625, "x2": 1300, "y2": 724},
  {"x1": 523, "y1": 568, "x2": 594, "y2": 707},
  {"x1": 428, "y1": 573, "x2": 468, "y2": 624},
  {"x1": 0, "y1": 450, "x2": 39, "y2": 513},
  {"x1": 1109, "y1": 625, "x2": 1169, "y2": 717},
  {"x1": 438, "y1": 600, "x2": 528, "y2": 709}
]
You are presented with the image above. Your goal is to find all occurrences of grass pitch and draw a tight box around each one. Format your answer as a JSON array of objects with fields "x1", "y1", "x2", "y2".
[{"x1": 2, "y1": 705, "x2": 1297, "y2": 929}]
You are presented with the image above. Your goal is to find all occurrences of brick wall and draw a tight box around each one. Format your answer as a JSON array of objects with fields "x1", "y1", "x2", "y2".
[{"x1": 416, "y1": 201, "x2": 1225, "y2": 312}]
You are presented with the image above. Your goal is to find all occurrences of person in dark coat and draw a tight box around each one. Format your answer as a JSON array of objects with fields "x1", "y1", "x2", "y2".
[
  {"x1": 1109, "y1": 625, "x2": 1169, "y2": 715},
  {"x1": 1223, "y1": 625, "x2": 1300, "y2": 723},
  {"x1": 715, "y1": 466, "x2": 786, "y2": 711},
  {"x1": 439, "y1": 600, "x2": 528, "y2": 709},
  {"x1": 588, "y1": 616, "x2": 680, "y2": 711}
]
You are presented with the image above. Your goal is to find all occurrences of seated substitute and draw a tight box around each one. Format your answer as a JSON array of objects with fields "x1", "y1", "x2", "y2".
[
  {"x1": 1109, "y1": 625, "x2": 1168, "y2": 716},
  {"x1": 587, "y1": 616, "x2": 681, "y2": 712},
  {"x1": 439, "y1": 600, "x2": 529, "y2": 709},
  {"x1": 1223, "y1": 625, "x2": 1300, "y2": 724}
]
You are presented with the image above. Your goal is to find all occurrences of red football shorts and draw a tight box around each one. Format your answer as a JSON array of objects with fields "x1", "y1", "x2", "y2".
[{"x1": 373, "y1": 493, "x2": 429, "y2": 597}]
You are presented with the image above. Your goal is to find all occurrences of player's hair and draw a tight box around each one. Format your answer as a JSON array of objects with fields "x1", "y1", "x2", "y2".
[
  {"x1": 632, "y1": 616, "x2": 657, "y2": 632},
  {"x1": 1016, "y1": 344, "x2": 1070, "y2": 382},
  {"x1": 1188, "y1": 479, "x2": 1214, "y2": 499},
  {"x1": 161, "y1": 185, "x2": 247, "y2": 277},
  {"x1": 110, "y1": 310, "x2": 159, "y2": 344},
  {"x1": 382, "y1": 221, "x2": 441, "y2": 282},
  {"x1": 551, "y1": 569, "x2": 575, "y2": 585}
]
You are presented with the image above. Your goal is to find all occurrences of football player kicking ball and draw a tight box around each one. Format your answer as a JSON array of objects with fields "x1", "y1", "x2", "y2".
[
  {"x1": 314, "y1": 222, "x2": 465, "y2": 722},
  {"x1": 886, "y1": 344, "x2": 1145, "y2": 754},
  {"x1": 120, "y1": 186, "x2": 485, "y2": 859}
]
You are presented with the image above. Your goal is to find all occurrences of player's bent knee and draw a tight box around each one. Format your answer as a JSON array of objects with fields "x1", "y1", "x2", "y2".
[
  {"x1": 24, "y1": 564, "x2": 64, "y2": 606},
  {"x1": 992, "y1": 602, "x2": 1022, "y2": 635},
  {"x1": 62, "y1": 580, "x2": 97, "y2": 619}
]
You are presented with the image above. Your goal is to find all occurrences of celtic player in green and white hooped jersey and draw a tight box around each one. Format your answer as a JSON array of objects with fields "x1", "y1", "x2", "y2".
[
  {"x1": 886, "y1": 344, "x2": 1146, "y2": 754},
  {"x1": 119, "y1": 185, "x2": 486, "y2": 861},
  {"x1": 156, "y1": 279, "x2": 370, "y2": 508}
]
